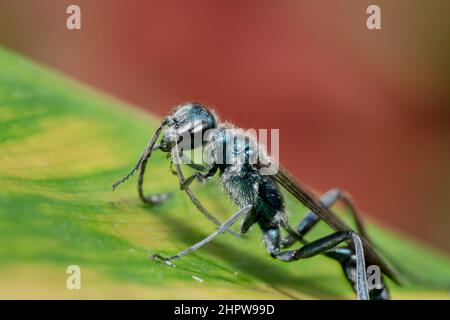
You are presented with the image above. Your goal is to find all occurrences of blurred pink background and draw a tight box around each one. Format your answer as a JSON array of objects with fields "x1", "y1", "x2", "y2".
[{"x1": 1, "y1": 1, "x2": 449, "y2": 252}]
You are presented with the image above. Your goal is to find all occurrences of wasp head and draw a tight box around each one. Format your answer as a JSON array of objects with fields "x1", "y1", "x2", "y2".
[{"x1": 159, "y1": 102, "x2": 217, "y2": 152}]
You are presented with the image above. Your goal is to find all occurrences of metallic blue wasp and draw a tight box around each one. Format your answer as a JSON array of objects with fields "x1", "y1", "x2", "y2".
[{"x1": 113, "y1": 102, "x2": 398, "y2": 300}]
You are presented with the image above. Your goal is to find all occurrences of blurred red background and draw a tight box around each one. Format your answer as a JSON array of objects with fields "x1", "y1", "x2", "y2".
[{"x1": 1, "y1": 0, "x2": 449, "y2": 252}]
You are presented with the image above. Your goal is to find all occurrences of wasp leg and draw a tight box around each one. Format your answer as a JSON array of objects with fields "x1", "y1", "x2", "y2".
[
  {"x1": 112, "y1": 143, "x2": 160, "y2": 191},
  {"x1": 279, "y1": 189, "x2": 390, "y2": 299},
  {"x1": 170, "y1": 147, "x2": 241, "y2": 237},
  {"x1": 263, "y1": 228, "x2": 370, "y2": 300},
  {"x1": 179, "y1": 165, "x2": 218, "y2": 190},
  {"x1": 184, "y1": 163, "x2": 208, "y2": 172},
  {"x1": 325, "y1": 248, "x2": 390, "y2": 300},
  {"x1": 152, "y1": 205, "x2": 251, "y2": 263},
  {"x1": 112, "y1": 121, "x2": 171, "y2": 204},
  {"x1": 112, "y1": 150, "x2": 146, "y2": 191},
  {"x1": 170, "y1": 163, "x2": 207, "y2": 176},
  {"x1": 137, "y1": 144, "x2": 172, "y2": 204},
  {"x1": 282, "y1": 188, "x2": 369, "y2": 248}
]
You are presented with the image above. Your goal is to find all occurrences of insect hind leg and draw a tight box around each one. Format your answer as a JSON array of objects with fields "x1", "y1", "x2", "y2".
[
  {"x1": 263, "y1": 227, "x2": 370, "y2": 300},
  {"x1": 282, "y1": 188, "x2": 369, "y2": 248},
  {"x1": 325, "y1": 248, "x2": 390, "y2": 300}
]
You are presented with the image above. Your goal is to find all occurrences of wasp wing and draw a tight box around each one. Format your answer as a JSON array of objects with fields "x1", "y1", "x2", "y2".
[{"x1": 272, "y1": 165, "x2": 401, "y2": 284}]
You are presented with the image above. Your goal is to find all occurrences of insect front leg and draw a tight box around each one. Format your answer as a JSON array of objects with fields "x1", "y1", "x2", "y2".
[
  {"x1": 179, "y1": 164, "x2": 218, "y2": 190},
  {"x1": 170, "y1": 159, "x2": 207, "y2": 176},
  {"x1": 112, "y1": 121, "x2": 171, "y2": 204},
  {"x1": 184, "y1": 163, "x2": 209, "y2": 172},
  {"x1": 263, "y1": 227, "x2": 370, "y2": 300},
  {"x1": 112, "y1": 122, "x2": 165, "y2": 191},
  {"x1": 137, "y1": 147, "x2": 172, "y2": 204}
]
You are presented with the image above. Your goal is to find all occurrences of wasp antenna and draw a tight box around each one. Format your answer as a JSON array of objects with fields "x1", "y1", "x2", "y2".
[{"x1": 112, "y1": 122, "x2": 165, "y2": 191}]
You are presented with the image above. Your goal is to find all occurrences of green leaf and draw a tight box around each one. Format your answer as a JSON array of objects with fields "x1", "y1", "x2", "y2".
[{"x1": 0, "y1": 46, "x2": 449, "y2": 299}]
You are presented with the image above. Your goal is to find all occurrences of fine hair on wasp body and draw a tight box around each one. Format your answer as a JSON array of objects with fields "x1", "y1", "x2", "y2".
[{"x1": 112, "y1": 102, "x2": 393, "y2": 300}]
